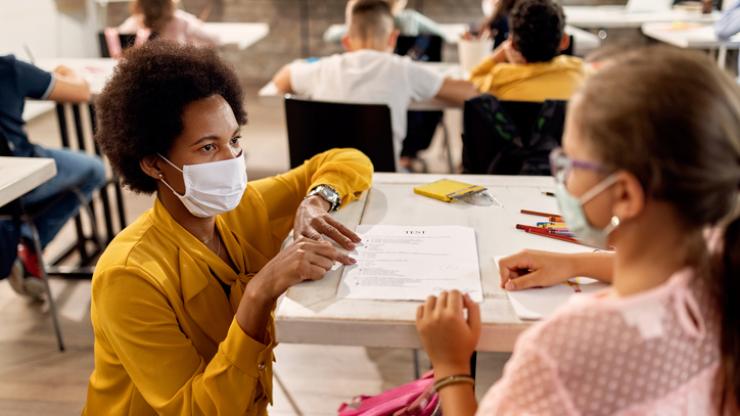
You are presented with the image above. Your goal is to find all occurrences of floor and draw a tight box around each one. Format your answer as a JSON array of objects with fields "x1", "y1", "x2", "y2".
[{"x1": 0, "y1": 85, "x2": 510, "y2": 415}]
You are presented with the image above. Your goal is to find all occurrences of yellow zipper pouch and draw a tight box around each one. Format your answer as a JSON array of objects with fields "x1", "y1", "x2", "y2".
[{"x1": 413, "y1": 179, "x2": 487, "y2": 203}]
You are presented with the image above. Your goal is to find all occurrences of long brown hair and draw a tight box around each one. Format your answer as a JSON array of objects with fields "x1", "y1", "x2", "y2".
[
  {"x1": 131, "y1": 0, "x2": 176, "y2": 33},
  {"x1": 575, "y1": 45, "x2": 740, "y2": 408}
]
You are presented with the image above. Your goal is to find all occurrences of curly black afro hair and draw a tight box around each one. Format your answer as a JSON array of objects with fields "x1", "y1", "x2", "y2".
[
  {"x1": 510, "y1": 0, "x2": 565, "y2": 63},
  {"x1": 94, "y1": 40, "x2": 247, "y2": 194}
]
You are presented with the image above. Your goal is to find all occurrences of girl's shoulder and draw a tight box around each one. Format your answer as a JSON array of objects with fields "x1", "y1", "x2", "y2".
[{"x1": 514, "y1": 270, "x2": 722, "y2": 414}]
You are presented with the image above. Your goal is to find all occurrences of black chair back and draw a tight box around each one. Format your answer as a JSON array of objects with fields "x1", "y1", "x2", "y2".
[
  {"x1": 97, "y1": 32, "x2": 137, "y2": 58},
  {"x1": 462, "y1": 94, "x2": 567, "y2": 175},
  {"x1": 0, "y1": 127, "x2": 23, "y2": 277},
  {"x1": 562, "y1": 34, "x2": 575, "y2": 57},
  {"x1": 285, "y1": 97, "x2": 396, "y2": 172},
  {"x1": 394, "y1": 35, "x2": 443, "y2": 62}
]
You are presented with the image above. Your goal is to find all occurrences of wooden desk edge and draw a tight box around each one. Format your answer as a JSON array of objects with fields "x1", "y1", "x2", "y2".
[{"x1": 276, "y1": 316, "x2": 530, "y2": 352}]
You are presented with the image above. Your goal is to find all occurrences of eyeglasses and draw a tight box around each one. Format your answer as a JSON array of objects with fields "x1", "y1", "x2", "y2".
[{"x1": 549, "y1": 148, "x2": 609, "y2": 183}]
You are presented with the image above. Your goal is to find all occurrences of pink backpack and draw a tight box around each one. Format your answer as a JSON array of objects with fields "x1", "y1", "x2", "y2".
[{"x1": 337, "y1": 371, "x2": 439, "y2": 416}]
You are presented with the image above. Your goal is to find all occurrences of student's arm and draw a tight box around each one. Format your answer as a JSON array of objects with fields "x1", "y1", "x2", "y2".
[
  {"x1": 272, "y1": 64, "x2": 294, "y2": 94},
  {"x1": 498, "y1": 250, "x2": 615, "y2": 290},
  {"x1": 274, "y1": 60, "x2": 322, "y2": 96},
  {"x1": 434, "y1": 78, "x2": 478, "y2": 106},
  {"x1": 416, "y1": 291, "x2": 479, "y2": 416},
  {"x1": 406, "y1": 62, "x2": 476, "y2": 106},
  {"x1": 715, "y1": 1, "x2": 740, "y2": 39},
  {"x1": 47, "y1": 66, "x2": 91, "y2": 103},
  {"x1": 406, "y1": 10, "x2": 447, "y2": 39}
]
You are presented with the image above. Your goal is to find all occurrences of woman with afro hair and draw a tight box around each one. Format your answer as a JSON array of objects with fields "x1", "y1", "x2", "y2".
[{"x1": 82, "y1": 41, "x2": 372, "y2": 415}]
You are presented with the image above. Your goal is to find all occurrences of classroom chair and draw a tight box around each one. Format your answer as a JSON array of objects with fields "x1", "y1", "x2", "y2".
[
  {"x1": 0, "y1": 132, "x2": 101, "y2": 352},
  {"x1": 284, "y1": 97, "x2": 397, "y2": 172},
  {"x1": 97, "y1": 30, "x2": 138, "y2": 58},
  {"x1": 461, "y1": 94, "x2": 567, "y2": 175},
  {"x1": 50, "y1": 102, "x2": 126, "y2": 272},
  {"x1": 562, "y1": 34, "x2": 575, "y2": 57},
  {"x1": 394, "y1": 35, "x2": 444, "y2": 62}
]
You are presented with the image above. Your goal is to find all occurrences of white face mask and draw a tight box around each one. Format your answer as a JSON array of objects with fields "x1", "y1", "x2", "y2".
[
  {"x1": 158, "y1": 153, "x2": 248, "y2": 218},
  {"x1": 554, "y1": 174, "x2": 620, "y2": 249}
]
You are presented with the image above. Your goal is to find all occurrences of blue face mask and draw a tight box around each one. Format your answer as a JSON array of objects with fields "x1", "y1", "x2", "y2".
[{"x1": 554, "y1": 174, "x2": 621, "y2": 249}]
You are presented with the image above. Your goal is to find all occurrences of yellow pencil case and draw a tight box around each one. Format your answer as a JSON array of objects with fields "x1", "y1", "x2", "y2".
[{"x1": 413, "y1": 179, "x2": 487, "y2": 203}]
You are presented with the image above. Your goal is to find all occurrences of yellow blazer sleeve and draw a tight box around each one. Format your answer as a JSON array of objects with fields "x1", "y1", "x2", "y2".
[
  {"x1": 247, "y1": 148, "x2": 373, "y2": 242},
  {"x1": 469, "y1": 56, "x2": 497, "y2": 92},
  {"x1": 93, "y1": 266, "x2": 271, "y2": 415}
]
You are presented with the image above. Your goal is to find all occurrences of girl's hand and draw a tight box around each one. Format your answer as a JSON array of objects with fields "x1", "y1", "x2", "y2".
[
  {"x1": 498, "y1": 249, "x2": 576, "y2": 290},
  {"x1": 293, "y1": 195, "x2": 361, "y2": 250},
  {"x1": 416, "y1": 291, "x2": 481, "y2": 379}
]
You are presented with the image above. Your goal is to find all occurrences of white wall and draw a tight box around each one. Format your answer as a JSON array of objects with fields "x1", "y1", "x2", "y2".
[{"x1": 0, "y1": 0, "x2": 102, "y2": 59}]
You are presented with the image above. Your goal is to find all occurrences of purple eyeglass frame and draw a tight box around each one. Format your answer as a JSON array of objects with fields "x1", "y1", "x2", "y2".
[{"x1": 549, "y1": 148, "x2": 609, "y2": 180}]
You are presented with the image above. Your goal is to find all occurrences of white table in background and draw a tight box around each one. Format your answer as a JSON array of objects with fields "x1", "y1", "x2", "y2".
[
  {"x1": 324, "y1": 23, "x2": 467, "y2": 44},
  {"x1": 323, "y1": 23, "x2": 600, "y2": 57},
  {"x1": 276, "y1": 173, "x2": 593, "y2": 352},
  {"x1": 258, "y1": 62, "x2": 462, "y2": 111},
  {"x1": 0, "y1": 157, "x2": 56, "y2": 207},
  {"x1": 642, "y1": 22, "x2": 740, "y2": 69},
  {"x1": 203, "y1": 22, "x2": 269, "y2": 50},
  {"x1": 564, "y1": 6, "x2": 719, "y2": 30}
]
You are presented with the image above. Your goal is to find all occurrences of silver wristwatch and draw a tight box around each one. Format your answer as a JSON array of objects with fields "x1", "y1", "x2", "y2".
[{"x1": 307, "y1": 184, "x2": 341, "y2": 212}]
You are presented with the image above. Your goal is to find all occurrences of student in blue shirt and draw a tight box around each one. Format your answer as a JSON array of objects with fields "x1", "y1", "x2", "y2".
[
  {"x1": 717, "y1": 1, "x2": 740, "y2": 40},
  {"x1": 0, "y1": 55, "x2": 106, "y2": 299}
]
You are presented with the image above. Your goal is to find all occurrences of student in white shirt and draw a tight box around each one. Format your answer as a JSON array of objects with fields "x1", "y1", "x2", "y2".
[{"x1": 272, "y1": 0, "x2": 476, "y2": 167}]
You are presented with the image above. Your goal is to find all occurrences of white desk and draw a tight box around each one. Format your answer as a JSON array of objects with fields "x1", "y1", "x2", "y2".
[
  {"x1": 0, "y1": 157, "x2": 57, "y2": 207},
  {"x1": 276, "y1": 173, "x2": 594, "y2": 352},
  {"x1": 323, "y1": 23, "x2": 600, "y2": 57},
  {"x1": 258, "y1": 62, "x2": 462, "y2": 111},
  {"x1": 564, "y1": 5, "x2": 719, "y2": 29},
  {"x1": 324, "y1": 23, "x2": 467, "y2": 44},
  {"x1": 203, "y1": 22, "x2": 269, "y2": 50},
  {"x1": 642, "y1": 22, "x2": 740, "y2": 68},
  {"x1": 22, "y1": 101, "x2": 56, "y2": 122}
]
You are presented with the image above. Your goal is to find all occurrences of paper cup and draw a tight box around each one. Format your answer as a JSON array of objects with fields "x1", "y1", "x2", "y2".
[{"x1": 458, "y1": 38, "x2": 494, "y2": 74}]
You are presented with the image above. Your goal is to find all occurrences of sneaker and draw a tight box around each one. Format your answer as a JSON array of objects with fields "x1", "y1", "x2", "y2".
[
  {"x1": 16, "y1": 243, "x2": 46, "y2": 301},
  {"x1": 6, "y1": 259, "x2": 45, "y2": 301},
  {"x1": 17, "y1": 241, "x2": 41, "y2": 278},
  {"x1": 7, "y1": 259, "x2": 27, "y2": 296}
]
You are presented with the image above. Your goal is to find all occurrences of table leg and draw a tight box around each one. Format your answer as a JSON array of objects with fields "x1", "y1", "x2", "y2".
[{"x1": 718, "y1": 46, "x2": 728, "y2": 70}]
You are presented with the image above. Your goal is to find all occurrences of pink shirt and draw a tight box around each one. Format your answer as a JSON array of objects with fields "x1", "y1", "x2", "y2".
[
  {"x1": 118, "y1": 10, "x2": 218, "y2": 47},
  {"x1": 478, "y1": 269, "x2": 730, "y2": 415}
]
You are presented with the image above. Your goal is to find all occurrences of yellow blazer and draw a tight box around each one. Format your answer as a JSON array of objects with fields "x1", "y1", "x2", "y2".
[{"x1": 83, "y1": 149, "x2": 373, "y2": 415}]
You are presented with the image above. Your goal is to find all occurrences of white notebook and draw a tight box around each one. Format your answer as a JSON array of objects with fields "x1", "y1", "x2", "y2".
[{"x1": 495, "y1": 256, "x2": 609, "y2": 320}]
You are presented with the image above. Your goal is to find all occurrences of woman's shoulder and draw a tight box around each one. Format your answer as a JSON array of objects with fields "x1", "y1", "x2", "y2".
[
  {"x1": 92, "y1": 209, "x2": 176, "y2": 290},
  {"x1": 514, "y1": 271, "x2": 722, "y2": 414}
]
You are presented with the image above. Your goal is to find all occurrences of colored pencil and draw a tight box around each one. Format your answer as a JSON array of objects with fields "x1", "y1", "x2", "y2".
[
  {"x1": 520, "y1": 209, "x2": 563, "y2": 222},
  {"x1": 515, "y1": 224, "x2": 581, "y2": 244}
]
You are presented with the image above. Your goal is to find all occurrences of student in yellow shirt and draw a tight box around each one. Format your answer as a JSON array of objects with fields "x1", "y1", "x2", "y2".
[
  {"x1": 469, "y1": 0, "x2": 585, "y2": 102},
  {"x1": 82, "y1": 41, "x2": 372, "y2": 416}
]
